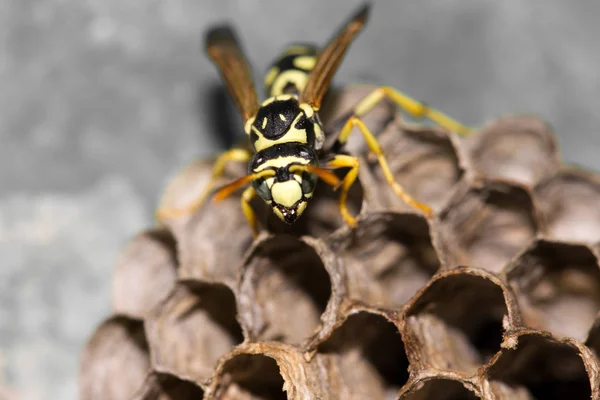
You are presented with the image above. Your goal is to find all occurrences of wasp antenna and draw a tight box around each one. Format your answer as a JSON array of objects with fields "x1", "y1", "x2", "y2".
[
  {"x1": 213, "y1": 170, "x2": 276, "y2": 203},
  {"x1": 290, "y1": 164, "x2": 341, "y2": 188},
  {"x1": 213, "y1": 175, "x2": 253, "y2": 203}
]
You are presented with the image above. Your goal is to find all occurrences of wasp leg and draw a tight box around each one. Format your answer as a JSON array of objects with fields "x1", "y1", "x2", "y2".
[
  {"x1": 156, "y1": 148, "x2": 253, "y2": 221},
  {"x1": 335, "y1": 86, "x2": 472, "y2": 136},
  {"x1": 323, "y1": 154, "x2": 360, "y2": 227},
  {"x1": 330, "y1": 116, "x2": 433, "y2": 221},
  {"x1": 240, "y1": 186, "x2": 259, "y2": 238}
]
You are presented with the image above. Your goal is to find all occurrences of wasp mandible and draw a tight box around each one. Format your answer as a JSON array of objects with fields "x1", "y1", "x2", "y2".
[{"x1": 157, "y1": 4, "x2": 471, "y2": 235}]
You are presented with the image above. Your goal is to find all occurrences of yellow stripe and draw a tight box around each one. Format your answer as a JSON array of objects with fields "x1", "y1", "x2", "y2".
[
  {"x1": 299, "y1": 103, "x2": 314, "y2": 118},
  {"x1": 254, "y1": 155, "x2": 310, "y2": 172},
  {"x1": 270, "y1": 70, "x2": 309, "y2": 97},
  {"x1": 293, "y1": 55, "x2": 317, "y2": 70},
  {"x1": 244, "y1": 117, "x2": 255, "y2": 135},
  {"x1": 265, "y1": 67, "x2": 279, "y2": 87}
]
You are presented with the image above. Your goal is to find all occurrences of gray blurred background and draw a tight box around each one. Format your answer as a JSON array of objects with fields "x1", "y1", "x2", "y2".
[{"x1": 1, "y1": 0, "x2": 599, "y2": 399}]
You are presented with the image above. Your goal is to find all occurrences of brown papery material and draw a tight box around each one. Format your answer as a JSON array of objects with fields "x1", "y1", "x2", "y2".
[
  {"x1": 112, "y1": 228, "x2": 178, "y2": 319},
  {"x1": 535, "y1": 167, "x2": 600, "y2": 244},
  {"x1": 79, "y1": 316, "x2": 150, "y2": 400},
  {"x1": 81, "y1": 86, "x2": 600, "y2": 399}
]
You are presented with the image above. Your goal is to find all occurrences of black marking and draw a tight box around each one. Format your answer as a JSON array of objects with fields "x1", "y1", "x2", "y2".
[
  {"x1": 275, "y1": 167, "x2": 291, "y2": 182},
  {"x1": 249, "y1": 142, "x2": 318, "y2": 174},
  {"x1": 253, "y1": 98, "x2": 301, "y2": 140},
  {"x1": 294, "y1": 111, "x2": 317, "y2": 148}
]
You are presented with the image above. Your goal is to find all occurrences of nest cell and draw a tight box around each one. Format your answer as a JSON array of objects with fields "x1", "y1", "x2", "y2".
[
  {"x1": 112, "y1": 228, "x2": 178, "y2": 319},
  {"x1": 238, "y1": 235, "x2": 335, "y2": 346},
  {"x1": 317, "y1": 310, "x2": 410, "y2": 399},
  {"x1": 159, "y1": 158, "x2": 257, "y2": 285},
  {"x1": 79, "y1": 316, "x2": 150, "y2": 400},
  {"x1": 467, "y1": 116, "x2": 560, "y2": 187},
  {"x1": 506, "y1": 239, "x2": 600, "y2": 341},
  {"x1": 535, "y1": 168, "x2": 600, "y2": 244},
  {"x1": 486, "y1": 331, "x2": 596, "y2": 400},
  {"x1": 328, "y1": 212, "x2": 440, "y2": 308},
  {"x1": 212, "y1": 354, "x2": 286, "y2": 400},
  {"x1": 439, "y1": 180, "x2": 538, "y2": 272},
  {"x1": 145, "y1": 282, "x2": 244, "y2": 383},
  {"x1": 361, "y1": 121, "x2": 464, "y2": 214},
  {"x1": 404, "y1": 269, "x2": 516, "y2": 373}
]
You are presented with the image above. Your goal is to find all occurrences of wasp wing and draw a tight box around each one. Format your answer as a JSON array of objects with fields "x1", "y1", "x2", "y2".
[
  {"x1": 300, "y1": 4, "x2": 370, "y2": 109},
  {"x1": 206, "y1": 26, "x2": 260, "y2": 123}
]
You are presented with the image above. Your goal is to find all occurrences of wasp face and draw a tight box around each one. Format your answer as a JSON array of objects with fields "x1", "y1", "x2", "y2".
[{"x1": 249, "y1": 143, "x2": 318, "y2": 224}]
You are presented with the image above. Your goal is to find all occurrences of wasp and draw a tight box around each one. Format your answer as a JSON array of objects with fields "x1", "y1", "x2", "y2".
[{"x1": 157, "y1": 4, "x2": 471, "y2": 235}]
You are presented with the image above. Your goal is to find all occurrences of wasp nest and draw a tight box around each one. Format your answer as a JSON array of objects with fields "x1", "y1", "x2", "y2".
[{"x1": 80, "y1": 86, "x2": 600, "y2": 399}]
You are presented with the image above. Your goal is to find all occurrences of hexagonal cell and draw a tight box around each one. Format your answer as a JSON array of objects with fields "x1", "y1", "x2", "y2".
[
  {"x1": 316, "y1": 310, "x2": 410, "y2": 399},
  {"x1": 466, "y1": 115, "x2": 560, "y2": 187},
  {"x1": 327, "y1": 212, "x2": 441, "y2": 308},
  {"x1": 131, "y1": 372, "x2": 205, "y2": 400},
  {"x1": 535, "y1": 167, "x2": 600, "y2": 244},
  {"x1": 487, "y1": 330, "x2": 598, "y2": 399},
  {"x1": 439, "y1": 179, "x2": 539, "y2": 272},
  {"x1": 360, "y1": 120, "x2": 465, "y2": 214},
  {"x1": 80, "y1": 316, "x2": 149, "y2": 400},
  {"x1": 145, "y1": 281, "x2": 244, "y2": 383},
  {"x1": 211, "y1": 353, "x2": 286, "y2": 400},
  {"x1": 112, "y1": 228, "x2": 177, "y2": 319},
  {"x1": 404, "y1": 268, "x2": 518, "y2": 374},
  {"x1": 158, "y1": 158, "x2": 258, "y2": 286},
  {"x1": 238, "y1": 235, "x2": 338, "y2": 346},
  {"x1": 398, "y1": 376, "x2": 480, "y2": 400},
  {"x1": 506, "y1": 239, "x2": 600, "y2": 341}
]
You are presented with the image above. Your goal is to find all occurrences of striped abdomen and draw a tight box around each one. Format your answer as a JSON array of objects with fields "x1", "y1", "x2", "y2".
[{"x1": 264, "y1": 44, "x2": 318, "y2": 98}]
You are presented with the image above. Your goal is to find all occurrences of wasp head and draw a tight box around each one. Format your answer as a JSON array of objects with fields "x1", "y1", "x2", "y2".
[{"x1": 249, "y1": 143, "x2": 319, "y2": 224}]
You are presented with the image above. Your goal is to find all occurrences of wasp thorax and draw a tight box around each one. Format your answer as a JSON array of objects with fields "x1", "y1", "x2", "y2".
[
  {"x1": 246, "y1": 95, "x2": 323, "y2": 152},
  {"x1": 249, "y1": 143, "x2": 319, "y2": 224}
]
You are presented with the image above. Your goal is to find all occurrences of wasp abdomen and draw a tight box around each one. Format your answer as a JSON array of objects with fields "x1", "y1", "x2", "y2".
[{"x1": 264, "y1": 44, "x2": 318, "y2": 98}]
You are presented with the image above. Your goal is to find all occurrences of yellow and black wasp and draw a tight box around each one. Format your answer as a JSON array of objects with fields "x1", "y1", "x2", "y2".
[{"x1": 157, "y1": 4, "x2": 471, "y2": 235}]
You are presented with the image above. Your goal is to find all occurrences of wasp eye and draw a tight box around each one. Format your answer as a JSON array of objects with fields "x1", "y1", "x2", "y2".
[
  {"x1": 300, "y1": 171, "x2": 318, "y2": 194},
  {"x1": 252, "y1": 178, "x2": 272, "y2": 201}
]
